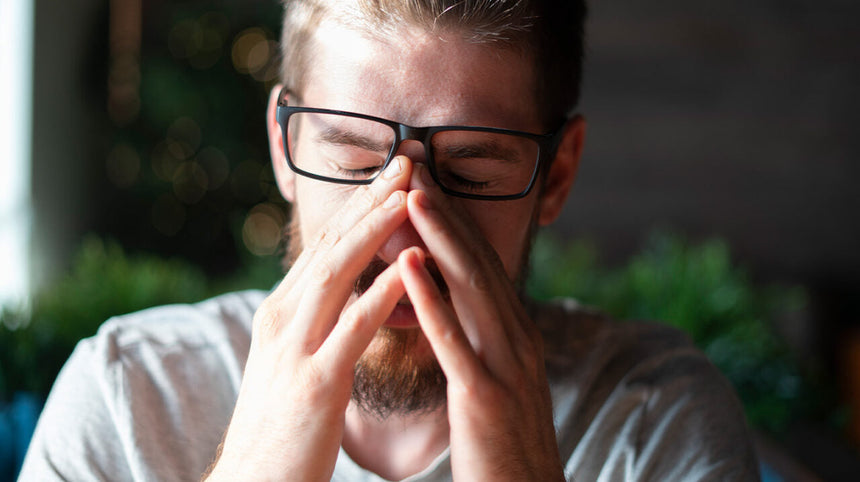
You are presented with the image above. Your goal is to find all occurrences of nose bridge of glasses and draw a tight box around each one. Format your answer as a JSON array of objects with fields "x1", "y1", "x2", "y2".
[{"x1": 393, "y1": 124, "x2": 432, "y2": 164}]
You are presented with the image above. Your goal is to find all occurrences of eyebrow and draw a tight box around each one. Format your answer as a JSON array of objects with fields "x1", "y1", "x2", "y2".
[
  {"x1": 440, "y1": 141, "x2": 522, "y2": 164},
  {"x1": 317, "y1": 127, "x2": 391, "y2": 152}
]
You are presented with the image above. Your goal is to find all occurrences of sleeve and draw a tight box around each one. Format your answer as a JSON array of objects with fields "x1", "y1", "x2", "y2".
[
  {"x1": 626, "y1": 344, "x2": 761, "y2": 481},
  {"x1": 17, "y1": 336, "x2": 135, "y2": 482},
  {"x1": 552, "y1": 319, "x2": 761, "y2": 481}
]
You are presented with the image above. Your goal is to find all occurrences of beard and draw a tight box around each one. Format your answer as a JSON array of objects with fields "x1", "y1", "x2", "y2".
[
  {"x1": 283, "y1": 208, "x2": 537, "y2": 419},
  {"x1": 352, "y1": 327, "x2": 447, "y2": 418}
]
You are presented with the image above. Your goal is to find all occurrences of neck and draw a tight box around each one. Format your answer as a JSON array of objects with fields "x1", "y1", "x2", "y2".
[{"x1": 342, "y1": 401, "x2": 450, "y2": 480}]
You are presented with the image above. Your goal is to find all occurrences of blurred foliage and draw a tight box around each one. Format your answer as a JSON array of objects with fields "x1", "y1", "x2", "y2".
[
  {"x1": 98, "y1": 0, "x2": 286, "y2": 275},
  {"x1": 1, "y1": 230, "x2": 841, "y2": 437},
  {"x1": 0, "y1": 236, "x2": 281, "y2": 400},
  {"x1": 528, "y1": 230, "x2": 841, "y2": 434}
]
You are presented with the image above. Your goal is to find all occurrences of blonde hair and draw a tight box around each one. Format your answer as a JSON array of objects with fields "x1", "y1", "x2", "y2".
[{"x1": 279, "y1": 0, "x2": 586, "y2": 128}]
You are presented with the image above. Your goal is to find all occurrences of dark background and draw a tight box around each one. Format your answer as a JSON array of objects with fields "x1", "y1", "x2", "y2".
[
  {"x1": 570, "y1": 0, "x2": 860, "y2": 362},
  {"x1": 575, "y1": 0, "x2": 860, "y2": 285},
  {"x1": 24, "y1": 0, "x2": 860, "y2": 478}
]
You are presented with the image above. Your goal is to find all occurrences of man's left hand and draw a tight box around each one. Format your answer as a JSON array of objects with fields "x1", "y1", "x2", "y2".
[{"x1": 398, "y1": 164, "x2": 565, "y2": 481}]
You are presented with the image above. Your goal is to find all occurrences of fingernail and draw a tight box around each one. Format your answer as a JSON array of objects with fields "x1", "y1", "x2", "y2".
[
  {"x1": 382, "y1": 156, "x2": 403, "y2": 180},
  {"x1": 383, "y1": 191, "x2": 403, "y2": 208}
]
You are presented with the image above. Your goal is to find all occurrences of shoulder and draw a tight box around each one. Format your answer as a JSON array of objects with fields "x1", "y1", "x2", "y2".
[
  {"x1": 534, "y1": 298, "x2": 698, "y2": 378},
  {"x1": 93, "y1": 289, "x2": 266, "y2": 354},
  {"x1": 81, "y1": 289, "x2": 267, "y2": 434},
  {"x1": 534, "y1": 298, "x2": 759, "y2": 480},
  {"x1": 84, "y1": 288, "x2": 267, "y2": 392},
  {"x1": 19, "y1": 289, "x2": 268, "y2": 481}
]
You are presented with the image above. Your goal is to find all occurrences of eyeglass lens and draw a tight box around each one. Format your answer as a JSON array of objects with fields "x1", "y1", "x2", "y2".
[{"x1": 287, "y1": 111, "x2": 540, "y2": 197}]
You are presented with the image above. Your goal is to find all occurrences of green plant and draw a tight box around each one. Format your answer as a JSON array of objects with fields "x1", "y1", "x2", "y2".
[
  {"x1": 1, "y1": 236, "x2": 284, "y2": 402},
  {"x1": 1, "y1": 237, "x2": 204, "y2": 399},
  {"x1": 2, "y1": 231, "x2": 835, "y2": 436},
  {"x1": 528, "y1": 230, "x2": 827, "y2": 433}
]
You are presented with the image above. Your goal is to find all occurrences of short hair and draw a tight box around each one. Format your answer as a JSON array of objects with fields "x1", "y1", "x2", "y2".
[{"x1": 279, "y1": 0, "x2": 587, "y2": 129}]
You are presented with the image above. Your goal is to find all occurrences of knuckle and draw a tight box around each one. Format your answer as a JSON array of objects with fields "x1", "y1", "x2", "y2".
[
  {"x1": 350, "y1": 217, "x2": 374, "y2": 241},
  {"x1": 437, "y1": 324, "x2": 459, "y2": 344},
  {"x1": 296, "y1": 365, "x2": 332, "y2": 402},
  {"x1": 341, "y1": 304, "x2": 370, "y2": 335},
  {"x1": 316, "y1": 228, "x2": 341, "y2": 252},
  {"x1": 520, "y1": 351, "x2": 542, "y2": 378},
  {"x1": 310, "y1": 259, "x2": 336, "y2": 288},
  {"x1": 252, "y1": 303, "x2": 282, "y2": 339},
  {"x1": 469, "y1": 268, "x2": 492, "y2": 293},
  {"x1": 309, "y1": 228, "x2": 327, "y2": 247},
  {"x1": 449, "y1": 378, "x2": 479, "y2": 401},
  {"x1": 356, "y1": 185, "x2": 381, "y2": 213},
  {"x1": 520, "y1": 322, "x2": 545, "y2": 358}
]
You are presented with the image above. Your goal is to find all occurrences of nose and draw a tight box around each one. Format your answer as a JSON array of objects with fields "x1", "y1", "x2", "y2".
[
  {"x1": 376, "y1": 219, "x2": 427, "y2": 264},
  {"x1": 394, "y1": 139, "x2": 425, "y2": 164},
  {"x1": 376, "y1": 146, "x2": 429, "y2": 264}
]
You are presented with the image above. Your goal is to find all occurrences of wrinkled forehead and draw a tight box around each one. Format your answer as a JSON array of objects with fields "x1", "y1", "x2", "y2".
[
  {"x1": 293, "y1": 4, "x2": 538, "y2": 92},
  {"x1": 298, "y1": 16, "x2": 540, "y2": 130}
]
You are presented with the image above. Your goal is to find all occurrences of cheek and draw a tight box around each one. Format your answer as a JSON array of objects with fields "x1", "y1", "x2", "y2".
[
  {"x1": 461, "y1": 201, "x2": 536, "y2": 278},
  {"x1": 294, "y1": 181, "x2": 356, "y2": 247}
]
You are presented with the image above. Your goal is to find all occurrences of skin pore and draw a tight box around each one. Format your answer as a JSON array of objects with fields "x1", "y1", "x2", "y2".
[{"x1": 260, "y1": 18, "x2": 583, "y2": 482}]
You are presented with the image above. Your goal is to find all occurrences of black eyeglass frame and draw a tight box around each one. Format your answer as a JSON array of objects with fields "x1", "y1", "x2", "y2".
[{"x1": 276, "y1": 87, "x2": 567, "y2": 201}]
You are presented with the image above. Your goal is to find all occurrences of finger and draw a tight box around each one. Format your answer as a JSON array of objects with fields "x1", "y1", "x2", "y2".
[
  {"x1": 318, "y1": 262, "x2": 405, "y2": 369},
  {"x1": 415, "y1": 165, "x2": 524, "y2": 305},
  {"x1": 399, "y1": 247, "x2": 485, "y2": 386},
  {"x1": 254, "y1": 158, "x2": 411, "y2": 349},
  {"x1": 289, "y1": 190, "x2": 408, "y2": 351},
  {"x1": 279, "y1": 156, "x2": 412, "y2": 309},
  {"x1": 251, "y1": 246, "x2": 319, "y2": 344},
  {"x1": 405, "y1": 187, "x2": 527, "y2": 359},
  {"x1": 303, "y1": 156, "x2": 412, "y2": 262},
  {"x1": 263, "y1": 236, "x2": 317, "y2": 305}
]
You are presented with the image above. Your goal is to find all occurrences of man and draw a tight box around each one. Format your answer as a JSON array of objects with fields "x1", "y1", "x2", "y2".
[{"x1": 21, "y1": 0, "x2": 759, "y2": 480}]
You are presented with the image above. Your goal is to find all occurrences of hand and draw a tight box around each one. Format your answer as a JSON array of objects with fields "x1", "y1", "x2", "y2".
[
  {"x1": 205, "y1": 158, "x2": 412, "y2": 481},
  {"x1": 398, "y1": 165, "x2": 565, "y2": 481}
]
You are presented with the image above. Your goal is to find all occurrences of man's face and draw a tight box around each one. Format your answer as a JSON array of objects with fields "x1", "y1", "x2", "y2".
[
  {"x1": 272, "y1": 20, "x2": 575, "y2": 415},
  {"x1": 291, "y1": 20, "x2": 545, "y2": 285}
]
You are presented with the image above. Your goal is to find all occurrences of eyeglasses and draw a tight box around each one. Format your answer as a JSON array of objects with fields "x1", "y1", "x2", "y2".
[{"x1": 276, "y1": 88, "x2": 565, "y2": 200}]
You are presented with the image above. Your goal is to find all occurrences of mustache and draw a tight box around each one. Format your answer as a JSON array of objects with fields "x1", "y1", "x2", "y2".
[{"x1": 354, "y1": 256, "x2": 449, "y2": 299}]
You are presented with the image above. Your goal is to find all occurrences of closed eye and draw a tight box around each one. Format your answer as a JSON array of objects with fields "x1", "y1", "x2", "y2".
[
  {"x1": 439, "y1": 141, "x2": 521, "y2": 164},
  {"x1": 336, "y1": 166, "x2": 382, "y2": 178},
  {"x1": 318, "y1": 128, "x2": 390, "y2": 153}
]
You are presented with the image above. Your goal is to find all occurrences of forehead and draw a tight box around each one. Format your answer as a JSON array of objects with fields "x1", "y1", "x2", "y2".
[{"x1": 300, "y1": 19, "x2": 541, "y2": 132}]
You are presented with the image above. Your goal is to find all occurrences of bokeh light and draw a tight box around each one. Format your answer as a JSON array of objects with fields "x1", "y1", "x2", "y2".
[
  {"x1": 167, "y1": 116, "x2": 202, "y2": 153},
  {"x1": 231, "y1": 28, "x2": 266, "y2": 74},
  {"x1": 197, "y1": 146, "x2": 230, "y2": 191},
  {"x1": 172, "y1": 161, "x2": 208, "y2": 204},
  {"x1": 250, "y1": 40, "x2": 279, "y2": 82},
  {"x1": 231, "y1": 27, "x2": 278, "y2": 82},
  {"x1": 151, "y1": 140, "x2": 182, "y2": 181},
  {"x1": 168, "y1": 12, "x2": 229, "y2": 70},
  {"x1": 242, "y1": 202, "x2": 286, "y2": 256}
]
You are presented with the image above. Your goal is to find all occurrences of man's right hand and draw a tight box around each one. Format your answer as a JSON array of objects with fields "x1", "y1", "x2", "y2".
[{"x1": 204, "y1": 157, "x2": 413, "y2": 481}]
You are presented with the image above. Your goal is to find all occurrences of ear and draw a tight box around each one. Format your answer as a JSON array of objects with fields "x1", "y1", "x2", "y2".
[
  {"x1": 537, "y1": 115, "x2": 586, "y2": 226},
  {"x1": 268, "y1": 85, "x2": 296, "y2": 203}
]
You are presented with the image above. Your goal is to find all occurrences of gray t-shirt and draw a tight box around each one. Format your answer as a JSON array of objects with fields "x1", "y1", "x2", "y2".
[{"x1": 19, "y1": 290, "x2": 759, "y2": 481}]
